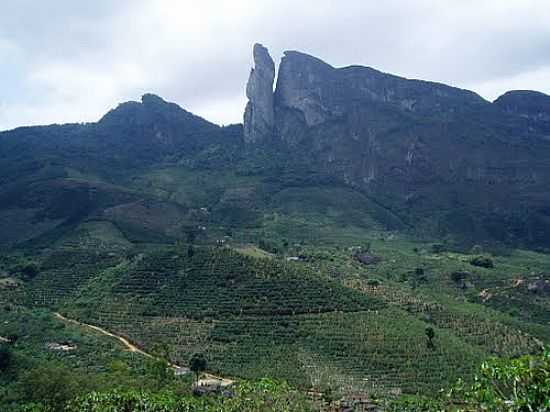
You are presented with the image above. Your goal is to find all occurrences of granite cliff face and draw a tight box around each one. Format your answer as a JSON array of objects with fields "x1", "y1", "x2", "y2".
[
  {"x1": 494, "y1": 90, "x2": 550, "y2": 136},
  {"x1": 244, "y1": 45, "x2": 550, "y2": 246},
  {"x1": 274, "y1": 50, "x2": 488, "y2": 128},
  {"x1": 243, "y1": 43, "x2": 275, "y2": 143}
]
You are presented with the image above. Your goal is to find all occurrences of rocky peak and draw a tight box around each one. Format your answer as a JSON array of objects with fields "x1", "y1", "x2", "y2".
[
  {"x1": 274, "y1": 51, "x2": 335, "y2": 127},
  {"x1": 141, "y1": 93, "x2": 169, "y2": 106},
  {"x1": 243, "y1": 43, "x2": 275, "y2": 143},
  {"x1": 269, "y1": 48, "x2": 490, "y2": 150},
  {"x1": 99, "y1": 94, "x2": 216, "y2": 130},
  {"x1": 494, "y1": 90, "x2": 550, "y2": 137},
  {"x1": 495, "y1": 90, "x2": 550, "y2": 121}
]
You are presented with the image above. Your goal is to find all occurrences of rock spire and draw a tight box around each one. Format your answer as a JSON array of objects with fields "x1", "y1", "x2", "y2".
[{"x1": 243, "y1": 43, "x2": 275, "y2": 143}]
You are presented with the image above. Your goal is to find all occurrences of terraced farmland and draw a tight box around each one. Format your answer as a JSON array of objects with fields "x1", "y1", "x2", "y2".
[{"x1": 1, "y1": 239, "x2": 548, "y2": 399}]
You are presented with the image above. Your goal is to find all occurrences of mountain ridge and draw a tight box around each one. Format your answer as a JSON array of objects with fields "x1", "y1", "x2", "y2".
[{"x1": 1, "y1": 44, "x2": 550, "y2": 249}]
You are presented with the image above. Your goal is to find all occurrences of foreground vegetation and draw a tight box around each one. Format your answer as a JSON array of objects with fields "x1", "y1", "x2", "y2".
[
  {"x1": 2, "y1": 324, "x2": 547, "y2": 412},
  {"x1": 386, "y1": 348, "x2": 549, "y2": 411},
  {"x1": 2, "y1": 234, "x2": 548, "y2": 398},
  {"x1": 15, "y1": 379, "x2": 313, "y2": 412}
]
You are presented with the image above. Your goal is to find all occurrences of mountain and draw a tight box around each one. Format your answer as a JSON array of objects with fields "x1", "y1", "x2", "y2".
[
  {"x1": 0, "y1": 94, "x2": 244, "y2": 247},
  {"x1": 245, "y1": 44, "x2": 550, "y2": 248},
  {"x1": 1, "y1": 44, "x2": 550, "y2": 407},
  {"x1": 494, "y1": 90, "x2": 550, "y2": 134},
  {"x1": 1, "y1": 46, "x2": 550, "y2": 250}
]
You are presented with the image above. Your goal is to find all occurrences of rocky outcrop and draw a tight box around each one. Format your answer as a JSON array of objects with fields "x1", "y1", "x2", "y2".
[
  {"x1": 243, "y1": 43, "x2": 275, "y2": 143},
  {"x1": 274, "y1": 51, "x2": 336, "y2": 127},
  {"x1": 273, "y1": 50, "x2": 488, "y2": 135},
  {"x1": 242, "y1": 44, "x2": 550, "y2": 247}
]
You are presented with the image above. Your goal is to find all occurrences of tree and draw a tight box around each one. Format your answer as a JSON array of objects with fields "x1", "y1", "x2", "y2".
[
  {"x1": 470, "y1": 255, "x2": 494, "y2": 268},
  {"x1": 425, "y1": 326, "x2": 435, "y2": 349},
  {"x1": 189, "y1": 353, "x2": 207, "y2": 385},
  {"x1": 0, "y1": 345, "x2": 11, "y2": 371},
  {"x1": 146, "y1": 358, "x2": 171, "y2": 388},
  {"x1": 21, "y1": 263, "x2": 39, "y2": 279},
  {"x1": 186, "y1": 229, "x2": 197, "y2": 244}
]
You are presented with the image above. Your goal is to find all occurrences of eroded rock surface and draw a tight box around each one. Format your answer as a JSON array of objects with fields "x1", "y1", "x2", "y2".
[
  {"x1": 241, "y1": 43, "x2": 550, "y2": 247},
  {"x1": 243, "y1": 43, "x2": 275, "y2": 143}
]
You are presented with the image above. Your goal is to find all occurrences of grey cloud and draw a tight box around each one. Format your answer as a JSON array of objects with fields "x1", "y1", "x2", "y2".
[{"x1": 1, "y1": 0, "x2": 549, "y2": 131}]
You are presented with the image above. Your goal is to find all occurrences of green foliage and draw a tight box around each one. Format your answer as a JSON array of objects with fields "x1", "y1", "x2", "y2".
[
  {"x1": 450, "y1": 271, "x2": 470, "y2": 283},
  {"x1": 447, "y1": 348, "x2": 550, "y2": 411},
  {"x1": 17, "y1": 364, "x2": 92, "y2": 411},
  {"x1": 469, "y1": 256, "x2": 494, "y2": 269},
  {"x1": 144, "y1": 358, "x2": 172, "y2": 388},
  {"x1": 73, "y1": 247, "x2": 378, "y2": 319},
  {"x1": 18, "y1": 263, "x2": 40, "y2": 279},
  {"x1": 385, "y1": 394, "x2": 444, "y2": 412},
  {"x1": 63, "y1": 379, "x2": 313, "y2": 412},
  {"x1": 0, "y1": 344, "x2": 11, "y2": 371},
  {"x1": 387, "y1": 349, "x2": 550, "y2": 411},
  {"x1": 190, "y1": 353, "x2": 207, "y2": 382},
  {"x1": 425, "y1": 326, "x2": 435, "y2": 349},
  {"x1": 258, "y1": 238, "x2": 279, "y2": 254}
]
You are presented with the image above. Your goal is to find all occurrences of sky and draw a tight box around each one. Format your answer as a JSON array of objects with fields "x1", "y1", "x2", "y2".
[{"x1": 1, "y1": 0, "x2": 550, "y2": 131}]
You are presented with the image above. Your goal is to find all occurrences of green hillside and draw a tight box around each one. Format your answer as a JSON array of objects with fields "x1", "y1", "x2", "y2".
[{"x1": 2, "y1": 241, "x2": 547, "y2": 402}]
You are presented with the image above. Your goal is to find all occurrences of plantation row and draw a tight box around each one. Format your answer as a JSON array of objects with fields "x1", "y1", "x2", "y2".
[
  {"x1": 100, "y1": 248, "x2": 383, "y2": 318},
  {"x1": 4, "y1": 245, "x2": 547, "y2": 397},
  {"x1": 11, "y1": 251, "x2": 124, "y2": 307},
  {"x1": 346, "y1": 278, "x2": 545, "y2": 356},
  {"x1": 63, "y1": 301, "x2": 487, "y2": 394}
]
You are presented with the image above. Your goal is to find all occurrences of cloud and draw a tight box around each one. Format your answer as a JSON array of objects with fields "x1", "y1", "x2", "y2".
[{"x1": 1, "y1": 0, "x2": 549, "y2": 131}]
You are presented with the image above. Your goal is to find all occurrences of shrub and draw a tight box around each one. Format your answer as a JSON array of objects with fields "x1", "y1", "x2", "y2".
[
  {"x1": 448, "y1": 348, "x2": 550, "y2": 411},
  {"x1": 386, "y1": 348, "x2": 550, "y2": 411},
  {"x1": 367, "y1": 278, "x2": 381, "y2": 287},
  {"x1": 18, "y1": 364, "x2": 92, "y2": 410},
  {"x1": 450, "y1": 271, "x2": 470, "y2": 283},
  {"x1": 11, "y1": 262, "x2": 40, "y2": 279},
  {"x1": 65, "y1": 379, "x2": 314, "y2": 412},
  {"x1": 0, "y1": 345, "x2": 11, "y2": 371},
  {"x1": 470, "y1": 256, "x2": 494, "y2": 268}
]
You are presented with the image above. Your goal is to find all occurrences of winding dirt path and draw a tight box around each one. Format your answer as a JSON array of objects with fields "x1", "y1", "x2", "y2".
[
  {"x1": 53, "y1": 312, "x2": 233, "y2": 387},
  {"x1": 54, "y1": 312, "x2": 153, "y2": 359}
]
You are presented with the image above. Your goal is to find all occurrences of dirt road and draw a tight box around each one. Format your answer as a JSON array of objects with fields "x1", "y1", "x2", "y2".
[{"x1": 54, "y1": 312, "x2": 233, "y2": 387}]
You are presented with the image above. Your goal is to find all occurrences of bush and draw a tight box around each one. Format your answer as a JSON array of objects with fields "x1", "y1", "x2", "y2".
[
  {"x1": 450, "y1": 271, "x2": 470, "y2": 283},
  {"x1": 0, "y1": 345, "x2": 11, "y2": 371},
  {"x1": 11, "y1": 262, "x2": 40, "y2": 279},
  {"x1": 367, "y1": 279, "x2": 381, "y2": 287},
  {"x1": 18, "y1": 364, "x2": 92, "y2": 411},
  {"x1": 448, "y1": 348, "x2": 550, "y2": 411},
  {"x1": 387, "y1": 348, "x2": 550, "y2": 411},
  {"x1": 469, "y1": 256, "x2": 494, "y2": 268},
  {"x1": 65, "y1": 379, "x2": 314, "y2": 412}
]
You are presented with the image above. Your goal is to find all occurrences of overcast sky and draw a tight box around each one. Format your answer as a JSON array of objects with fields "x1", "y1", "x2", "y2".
[{"x1": 1, "y1": 0, "x2": 549, "y2": 131}]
